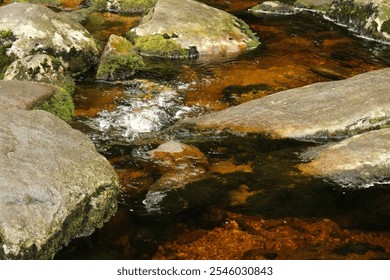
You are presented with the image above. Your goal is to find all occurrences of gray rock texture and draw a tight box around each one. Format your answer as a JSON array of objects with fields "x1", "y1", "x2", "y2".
[
  {"x1": 131, "y1": 0, "x2": 260, "y2": 57},
  {"x1": 0, "y1": 80, "x2": 55, "y2": 110},
  {"x1": 0, "y1": 3, "x2": 99, "y2": 75},
  {"x1": 0, "y1": 80, "x2": 119, "y2": 259},
  {"x1": 182, "y1": 68, "x2": 390, "y2": 141},
  {"x1": 299, "y1": 128, "x2": 390, "y2": 188}
]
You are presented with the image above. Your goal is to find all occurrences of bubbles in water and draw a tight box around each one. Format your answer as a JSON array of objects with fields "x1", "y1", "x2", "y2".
[{"x1": 84, "y1": 81, "x2": 200, "y2": 143}]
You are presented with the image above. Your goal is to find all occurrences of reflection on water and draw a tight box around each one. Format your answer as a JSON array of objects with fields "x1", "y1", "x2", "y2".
[{"x1": 42, "y1": 2, "x2": 390, "y2": 259}]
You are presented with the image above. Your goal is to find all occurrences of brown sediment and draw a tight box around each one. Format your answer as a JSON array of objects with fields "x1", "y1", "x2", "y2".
[{"x1": 154, "y1": 212, "x2": 390, "y2": 260}]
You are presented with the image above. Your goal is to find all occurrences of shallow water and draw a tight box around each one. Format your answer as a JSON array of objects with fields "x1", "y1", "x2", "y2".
[{"x1": 12, "y1": 1, "x2": 388, "y2": 259}]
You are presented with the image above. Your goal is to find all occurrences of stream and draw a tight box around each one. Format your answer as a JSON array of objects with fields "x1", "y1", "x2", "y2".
[{"x1": 48, "y1": 0, "x2": 390, "y2": 259}]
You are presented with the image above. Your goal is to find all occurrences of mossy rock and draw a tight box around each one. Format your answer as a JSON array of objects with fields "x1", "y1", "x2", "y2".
[
  {"x1": 89, "y1": 0, "x2": 157, "y2": 14},
  {"x1": 133, "y1": 34, "x2": 192, "y2": 58},
  {"x1": 0, "y1": 3, "x2": 99, "y2": 76},
  {"x1": 131, "y1": 0, "x2": 260, "y2": 58},
  {"x1": 0, "y1": 30, "x2": 16, "y2": 79},
  {"x1": 34, "y1": 87, "x2": 75, "y2": 121},
  {"x1": 97, "y1": 34, "x2": 145, "y2": 80},
  {"x1": 3, "y1": 54, "x2": 76, "y2": 121}
]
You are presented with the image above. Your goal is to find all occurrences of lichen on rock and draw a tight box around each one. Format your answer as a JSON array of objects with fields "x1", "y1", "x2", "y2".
[{"x1": 0, "y1": 2, "x2": 99, "y2": 75}]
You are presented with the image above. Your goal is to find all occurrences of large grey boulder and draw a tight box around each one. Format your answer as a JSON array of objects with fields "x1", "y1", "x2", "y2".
[
  {"x1": 299, "y1": 128, "x2": 390, "y2": 188},
  {"x1": 0, "y1": 3, "x2": 99, "y2": 75},
  {"x1": 181, "y1": 68, "x2": 390, "y2": 141},
  {"x1": 131, "y1": 0, "x2": 260, "y2": 58},
  {"x1": 0, "y1": 81, "x2": 119, "y2": 259},
  {"x1": 0, "y1": 80, "x2": 55, "y2": 110}
]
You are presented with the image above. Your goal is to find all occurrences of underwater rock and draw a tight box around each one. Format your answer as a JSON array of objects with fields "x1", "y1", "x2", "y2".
[
  {"x1": 180, "y1": 68, "x2": 390, "y2": 141},
  {"x1": 131, "y1": 0, "x2": 260, "y2": 58},
  {"x1": 0, "y1": 3, "x2": 99, "y2": 75},
  {"x1": 96, "y1": 34, "x2": 144, "y2": 81},
  {"x1": 0, "y1": 82, "x2": 119, "y2": 259},
  {"x1": 310, "y1": 63, "x2": 350, "y2": 80}
]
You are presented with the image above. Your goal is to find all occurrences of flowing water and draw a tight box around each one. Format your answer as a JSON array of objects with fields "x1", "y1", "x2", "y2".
[{"x1": 8, "y1": 0, "x2": 390, "y2": 259}]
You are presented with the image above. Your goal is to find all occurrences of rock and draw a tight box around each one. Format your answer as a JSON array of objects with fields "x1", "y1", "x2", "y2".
[
  {"x1": 89, "y1": 0, "x2": 157, "y2": 14},
  {"x1": 0, "y1": 82, "x2": 119, "y2": 259},
  {"x1": 180, "y1": 68, "x2": 390, "y2": 141},
  {"x1": 96, "y1": 34, "x2": 144, "y2": 81},
  {"x1": 327, "y1": 0, "x2": 390, "y2": 42},
  {"x1": 3, "y1": 54, "x2": 71, "y2": 87},
  {"x1": 294, "y1": 0, "x2": 333, "y2": 12},
  {"x1": 249, "y1": 1, "x2": 297, "y2": 15},
  {"x1": 0, "y1": 3, "x2": 99, "y2": 75},
  {"x1": 10, "y1": 0, "x2": 61, "y2": 6},
  {"x1": 146, "y1": 141, "x2": 208, "y2": 191},
  {"x1": 0, "y1": 80, "x2": 55, "y2": 110},
  {"x1": 131, "y1": 0, "x2": 260, "y2": 58},
  {"x1": 2, "y1": 54, "x2": 76, "y2": 121},
  {"x1": 310, "y1": 64, "x2": 350, "y2": 80},
  {"x1": 298, "y1": 128, "x2": 390, "y2": 188}
]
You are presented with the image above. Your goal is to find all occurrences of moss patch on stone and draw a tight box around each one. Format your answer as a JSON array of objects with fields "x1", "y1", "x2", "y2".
[
  {"x1": 382, "y1": 19, "x2": 390, "y2": 34},
  {"x1": 34, "y1": 87, "x2": 75, "y2": 121},
  {"x1": 90, "y1": 0, "x2": 157, "y2": 14},
  {"x1": 133, "y1": 34, "x2": 190, "y2": 58},
  {"x1": 0, "y1": 30, "x2": 16, "y2": 79}
]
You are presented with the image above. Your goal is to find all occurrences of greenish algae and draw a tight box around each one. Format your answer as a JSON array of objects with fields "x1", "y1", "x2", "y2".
[{"x1": 133, "y1": 34, "x2": 190, "y2": 58}]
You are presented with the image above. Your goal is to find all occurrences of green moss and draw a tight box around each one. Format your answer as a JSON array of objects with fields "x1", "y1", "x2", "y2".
[
  {"x1": 34, "y1": 87, "x2": 74, "y2": 121},
  {"x1": 97, "y1": 36, "x2": 144, "y2": 80},
  {"x1": 90, "y1": 0, "x2": 156, "y2": 14},
  {"x1": 134, "y1": 34, "x2": 190, "y2": 58},
  {"x1": 97, "y1": 53, "x2": 145, "y2": 80},
  {"x1": 0, "y1": 30, "x2": 16, "y2": 79},
  {"x1": 119, "y1": 0, "x2": 157, "y2": 14},
  {"x1": 382, "y1": 20, "x2": 390, "y2": 33}
]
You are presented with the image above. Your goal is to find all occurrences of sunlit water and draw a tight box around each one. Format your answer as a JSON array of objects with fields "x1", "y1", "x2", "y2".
[{"x1": 4, "y1": 0, "x2": 388, "y2": 259}]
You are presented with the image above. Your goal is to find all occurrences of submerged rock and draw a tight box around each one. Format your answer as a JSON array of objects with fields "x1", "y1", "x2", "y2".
[
  {"x1": 0, "y1": 81, "x2": 119, "y2": 259},
  {"x1": 299, "y1": 128, "x2": 390, "y2": 188},
  {"x1": 131, "y1": 0, "x2": 260, "y2": 58},
  {"x1": 97, "y1": 34, "x2": 144, "y2": 81},
  {"x1": 181, "y1": 68, "x2": 390, "y2": 141},
  {"x1": 0, "y1": 3, "x2": 99, "y2": 75},
  {"x1": 310, "y1": 63, "x2": 350, "y2": 80}
]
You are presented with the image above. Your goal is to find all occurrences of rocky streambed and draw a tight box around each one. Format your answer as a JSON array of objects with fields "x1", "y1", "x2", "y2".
[{"x1": 1, "y1": 0, "x2": 390, "y2": 259}]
